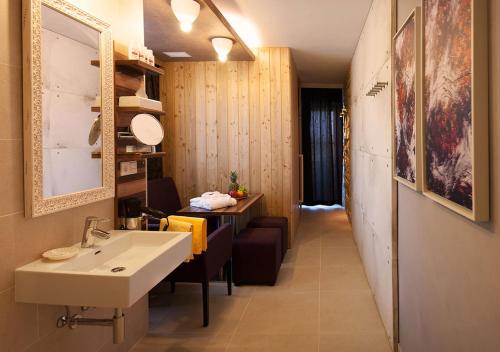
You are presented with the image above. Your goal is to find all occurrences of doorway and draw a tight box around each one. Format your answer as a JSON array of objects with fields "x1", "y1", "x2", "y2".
[{"x1": 301, "y1": 88, "x2": 344, "y2": 206}]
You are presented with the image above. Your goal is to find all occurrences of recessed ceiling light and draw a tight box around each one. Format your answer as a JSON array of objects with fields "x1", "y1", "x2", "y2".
[{"x1": 163, "y1": 52, "x2": 192, "y2": 58}]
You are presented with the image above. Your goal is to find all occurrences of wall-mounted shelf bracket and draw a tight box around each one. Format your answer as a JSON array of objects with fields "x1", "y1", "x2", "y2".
[{"x1": 366, "y1": 81, "x2": 388, "y2": 97}]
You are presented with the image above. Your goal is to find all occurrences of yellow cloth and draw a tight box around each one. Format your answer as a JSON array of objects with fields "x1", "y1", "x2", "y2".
[
  {"x1": 159, "y1": 216, "x2": 207, "y2": 260},
  {"x1": 161, "y1": 218, "x2": 193, "y2": 233}
]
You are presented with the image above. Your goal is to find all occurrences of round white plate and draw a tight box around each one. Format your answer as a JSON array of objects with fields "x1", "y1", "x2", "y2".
[
  {"x1": 42, "y1": 247, "x2": 79, "y2": 261},
  {"x1": 130, "y1": 114, "x2": 164, "y2": 146}
]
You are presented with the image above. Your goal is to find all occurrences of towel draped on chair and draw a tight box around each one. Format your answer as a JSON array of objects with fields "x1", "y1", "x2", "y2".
[{"x1": 160, "y1": 215, "x2": 208, "y2": 261}]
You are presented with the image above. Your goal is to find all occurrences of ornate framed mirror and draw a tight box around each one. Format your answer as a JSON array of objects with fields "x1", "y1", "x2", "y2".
[{"x1": 23, "y1": 0, "x2": 115, "y2": 217}]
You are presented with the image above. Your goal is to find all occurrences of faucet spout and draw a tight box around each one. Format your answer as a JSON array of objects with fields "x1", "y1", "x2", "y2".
[
  {"x1": 81, "y1": 216, "x2": 110, "y2": 248},
  {"x1": 92, "y1": 228, "x2": 111, "y2": 240}
]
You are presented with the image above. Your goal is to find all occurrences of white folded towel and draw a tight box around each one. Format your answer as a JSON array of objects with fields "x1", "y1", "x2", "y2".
[{"x1": 190, "y1": 191, "x2": 237, "y2": 210}]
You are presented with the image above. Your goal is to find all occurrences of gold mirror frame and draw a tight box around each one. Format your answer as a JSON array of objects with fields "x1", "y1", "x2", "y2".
[{"x1": 23, "y1": 0, "x2": 115, "y2": 218}]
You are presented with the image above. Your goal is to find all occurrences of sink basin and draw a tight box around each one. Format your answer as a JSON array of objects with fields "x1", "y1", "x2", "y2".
[{"x1": 15, "y1": 230, "x2": 191, "y2": 308}]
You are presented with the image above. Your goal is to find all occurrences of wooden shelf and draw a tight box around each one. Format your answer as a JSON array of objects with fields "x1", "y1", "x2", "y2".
[
  {"x1": 91, "y1": 59, "x2": 164, "y2": 75},
  {"x1": 115, "y1": 60, "x2": 165, "y2": 75},
  {"x1": 116, "y1": 152, "x2": 166, "y2": 160},
  {"x1": 110, "y1": 52, "x2": 165, "y2": 231},
  {"x1": 117, "y1": 106, "x2": 165, "y2": 115},
  {"x1": 92, "y1": 106, "x2": 165, "y2": 115}
]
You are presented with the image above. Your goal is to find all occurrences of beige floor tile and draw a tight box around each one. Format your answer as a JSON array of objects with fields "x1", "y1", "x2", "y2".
[
  {"x1": 227, "y1": 333, "x2": 319, "y2": 352},
  {"x1": 321, "y1": 232, "x2": 357, "y2": 247},
  {"x1": 134, "y1": 207, "x2": 390, "y2": 352},
  {"x1": 319, "y1": 332, "x2": 391, "y2": 352},
  {"x1": 320, "y1": 264, "x2": 370, "y2": 291},
  {"x1": 148, "y1": 289, "x2": 250, "y2": 336},
  {"x1": 235, "y1": 291, "x2": 319, "y2": 335},
  {"x1": 288, "y1": 244, "x2": 322, "y2": 267},
  {"x1": 294, "y1": 229, "x2": 323, "y2": 248},
  {"x1": 131, "y1": 333, "x2": 232, "y2": 352},
  {"x1": 320, "y1": 290, "x2": 386, "y2": 334},
  {"x1": 254, "y1": 266, "x2": 320, "y2": 293},
  {"x1": 321, "y1": 246, "x2": 362, "y2": 267}
]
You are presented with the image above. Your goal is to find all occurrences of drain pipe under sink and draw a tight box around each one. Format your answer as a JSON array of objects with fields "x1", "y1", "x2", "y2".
[{"x1": 57, "y1": 306, "x2": 125, "y2": 344}]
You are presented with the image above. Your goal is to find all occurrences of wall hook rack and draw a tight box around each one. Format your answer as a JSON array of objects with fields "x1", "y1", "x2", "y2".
[{"x1": 366, "y1": 81, "x2": 388, "y2": 97}]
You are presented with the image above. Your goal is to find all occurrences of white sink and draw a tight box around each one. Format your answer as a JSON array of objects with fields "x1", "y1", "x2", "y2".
[{"x1": 15, "y1": 230, "x2": 191, "y2": 308}]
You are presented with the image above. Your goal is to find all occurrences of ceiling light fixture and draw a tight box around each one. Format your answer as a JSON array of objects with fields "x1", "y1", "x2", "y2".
[
  {"x1": 171, "y1": 0, "x2": 200, "y2": 33},
  {"x1": 211, "y1": 37, "x2": 233, "y2": 62}
]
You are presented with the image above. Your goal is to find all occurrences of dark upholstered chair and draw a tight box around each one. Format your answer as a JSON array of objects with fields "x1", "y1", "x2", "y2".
[
  {"x1": 147, "y1": 177, "x2": 232, "y2": 327},
  {"x1": 247, "y1": 216, "x2": 289, "y2": 261},
  {"x1": 233, "y1": 227, "x2": 281, "y2": 285},
  {"x1": 148, "y1": 177, "x2": 182, "y2": 213},
  {"x1": 147, "y1": 177, "x2": 183, "y2": 231},
  {"x1": 167, "y1": 223, "x2": 233, "y2": 327},
  {"x1": 147, "y1": 177, "x2": 218, "y2": 233}
]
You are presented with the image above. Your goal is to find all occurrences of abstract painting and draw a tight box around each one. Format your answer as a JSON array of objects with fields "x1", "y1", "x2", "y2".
[
  {"x1": 394, "y1": 9, "x2": 421, "y2": 189},
  {"x1": 423, "y1": 0, "x2": 489, "y2": 220}
]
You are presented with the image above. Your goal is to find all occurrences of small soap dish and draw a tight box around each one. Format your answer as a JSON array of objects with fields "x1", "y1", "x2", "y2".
[{"x1": 42, "y1": 247, "x2": 79, "y2": 261}]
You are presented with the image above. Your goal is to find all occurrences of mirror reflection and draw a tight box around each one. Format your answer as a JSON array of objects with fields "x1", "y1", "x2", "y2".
[{"x1": 41, "y1": 5, "x2": 102, "y2": 198}]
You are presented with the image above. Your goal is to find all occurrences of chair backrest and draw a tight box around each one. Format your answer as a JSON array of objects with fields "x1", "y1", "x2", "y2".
[{"x1": 147, "y1": 177, "x2": 182, "y2": 215}]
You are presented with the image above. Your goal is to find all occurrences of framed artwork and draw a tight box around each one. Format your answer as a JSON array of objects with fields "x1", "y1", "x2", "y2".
[
  {"x1": 422, "y1": 0, "x2": 489, "y2": 221},
  {"x1": 393, "y1": 8, "x2": 422, "y2": 191}
]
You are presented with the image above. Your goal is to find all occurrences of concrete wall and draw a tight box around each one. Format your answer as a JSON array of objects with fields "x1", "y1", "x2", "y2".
[
  {"x1": 397, "y1": 0, "x2": 500, "y2": 351},
  {"x1": 0, "y1": 1, "x2": 148, "y2": 351},
  {"x1": 347, "y1": 0, "x2": 394, "y2": 345}
]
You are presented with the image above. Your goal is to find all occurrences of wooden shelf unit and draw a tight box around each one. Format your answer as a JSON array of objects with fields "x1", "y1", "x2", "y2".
[
  {"x1": 112, "y1": 55, "x2": 165, "y2": 229},
  {"x1": 92, "y1": 106, "x2": 165, "y2": 115},
  {"x1": 115, "y1": 60, "x2": 165, "y2": 75},
  {"x1": 116, "y1": 152, "x2": 166, "y2": 160},
  {"x1": 91, "y1": 59, "x2": 164, "y2": 76}
]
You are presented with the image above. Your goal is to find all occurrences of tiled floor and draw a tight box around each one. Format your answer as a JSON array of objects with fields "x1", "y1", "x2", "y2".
[{"x1": 131, "y1": 206, "x2": 391, "y2": 352}]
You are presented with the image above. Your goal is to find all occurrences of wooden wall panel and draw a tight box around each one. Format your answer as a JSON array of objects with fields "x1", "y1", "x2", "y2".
[
  {"x1": 216, "y1": 63, "x2": 229, "y2": 194},
  {"x1": 237, "y1": 62, "x2": 250, "y2": 188},
  {"x1": 195, "y1": 62, "x2": 207, "y2": 195},
  {"x1": 158, "y1": 48, "x2": 300, "y2": 243},
  {"x1": 281, "y1": 48, "x2": 292, "y2": 232},
  {"x1": 185, "y1": 63, "x2": 197, "y2": 200},
  {"x1": 270, "y1": 48, "x2": 283, "y2": 216},
  {"x1": 258, "y1": 48, "x2": 272, "y2": 215},
  {"x1": 205, "y1": 62, "x2": 218, "y2": 191},
  {"x1": 249, "y1": 57, "x2": 261, "y2": 195},
  {"x1": 173, "y1": 63, "x2": 186, "y2": 203},
  {"x1": 227, "y1": 62, "x2": 239, "y2": 175}
]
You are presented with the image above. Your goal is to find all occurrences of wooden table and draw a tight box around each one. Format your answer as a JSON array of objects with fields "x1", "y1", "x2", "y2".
[{"x1": 177, "y1": 193, "x2": 264, "y2": 235}]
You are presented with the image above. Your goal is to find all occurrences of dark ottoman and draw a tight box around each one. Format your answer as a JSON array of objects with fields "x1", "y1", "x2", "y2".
[
  {"x1": 232, "y1": 227, "x2": 282, "y2": 285},
  {"x1": 248, "y1": 216, "x2": 288, "y2": 261}
]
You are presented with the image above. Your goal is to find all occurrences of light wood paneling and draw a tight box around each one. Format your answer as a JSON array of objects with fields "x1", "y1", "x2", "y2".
[
  {"x1": 259, "y1": 48, "x2": 272, "y2": 215},
  {"x1": 206, "y1": 62, "x2": 218, "y2": 191},
  {"x1": 195, "y1": 62, "x2": 207, "y2": 195},
  {"x1": 158, "y1": 48, "x2": 300, "y2": 242}
]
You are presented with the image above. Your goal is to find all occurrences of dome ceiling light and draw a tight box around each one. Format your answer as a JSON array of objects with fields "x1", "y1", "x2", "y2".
[
  {"x1": 171, "y1": 0, "x2": 200, "y2": 33},
  {"x1": 211, "y1": 37, "x2": 233, "y2": 62}
]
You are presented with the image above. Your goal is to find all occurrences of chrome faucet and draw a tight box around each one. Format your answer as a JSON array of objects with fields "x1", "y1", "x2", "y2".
[{"x1": 81, "y1": 216, "x2": 111, "y2": 248}]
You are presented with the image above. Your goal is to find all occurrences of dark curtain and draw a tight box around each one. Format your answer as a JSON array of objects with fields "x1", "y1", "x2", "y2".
[
  {"x1": 301, "y1": 88, "x2": 344, "y2": 206},
  {"x1": 145, "y1": 72, "x2": 163, "y2": 180}
]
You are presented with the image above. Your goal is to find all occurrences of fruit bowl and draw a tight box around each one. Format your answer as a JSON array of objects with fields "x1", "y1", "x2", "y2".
[{"x1": 229, "y1": 191, "x2": 248, "y2": 200}]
